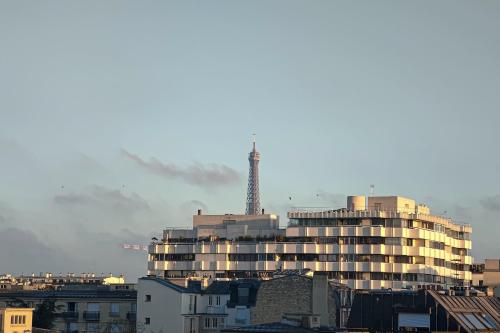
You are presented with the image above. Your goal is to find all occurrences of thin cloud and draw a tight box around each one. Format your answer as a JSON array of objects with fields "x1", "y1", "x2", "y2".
[
  {"x1": 479, "y1": 195, "x2": 500, "y2": 212},
  {"x1": 121, "y1": 149, "x2": 241, "y2": 188},
  {"x1": 54, "y1": 185, "x2": 150, "y2": 212}
]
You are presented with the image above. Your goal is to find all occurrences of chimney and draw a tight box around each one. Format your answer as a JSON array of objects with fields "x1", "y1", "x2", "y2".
[
  {"x1": 312, "y1": 272, "x2": 329, "y2": 327},
  {"x1": 261, "y1": 208, "x2": 265, "y2": 214},
  {"x1": 197, "y1": 209, "x2": 202, "y2": 215}
]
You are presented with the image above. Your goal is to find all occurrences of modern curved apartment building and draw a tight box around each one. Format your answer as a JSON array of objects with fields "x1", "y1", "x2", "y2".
[{"x1": 148, "y1": 196, "x2": 472, "y2": 290}]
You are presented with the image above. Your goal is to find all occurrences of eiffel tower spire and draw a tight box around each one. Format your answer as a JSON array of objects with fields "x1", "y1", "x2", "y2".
[{"x1": 246, "y1": 134, "x2": 261, "y2": 215}]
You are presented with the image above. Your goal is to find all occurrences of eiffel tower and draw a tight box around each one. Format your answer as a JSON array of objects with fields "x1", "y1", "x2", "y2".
[{"x1": 245, "y1": 136, "x2": 261, "y2": 215}]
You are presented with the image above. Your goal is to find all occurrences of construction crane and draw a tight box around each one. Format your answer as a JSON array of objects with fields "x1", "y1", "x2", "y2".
[{"x1": 120, "y1": 243, "x2": 148, "y2": 252}]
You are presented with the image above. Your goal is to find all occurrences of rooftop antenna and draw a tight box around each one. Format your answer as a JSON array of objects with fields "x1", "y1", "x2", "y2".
[
  {"x1": 252, "y1": 133, "x2": 256, "y2": 151},
  {"x1": 369, "y1": 184, "x2": 375, "y2": 197}
]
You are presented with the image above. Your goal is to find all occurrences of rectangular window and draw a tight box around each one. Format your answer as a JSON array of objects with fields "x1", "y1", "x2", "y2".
[
  {"x1": 145, "y1": 295, "x2": 151, "y2": 302},
  {"x1": 87, "y1": 303, "x2": 100, "y2": 312},
  {"x1": 87, "y1": 323, "x2": 99, "y2": 333},
  {"x1": 110, "y1": 303, "x2": 120, "y2": 315},
  {"x1": 216, "y1": 296, "x2": 221, "y2": 306},
  {"x1": 145, "y1": 317, "x2": 150, "y2": 325},
  {"x1": 208, "y1": 296, "x2": 213, "y2": 306}
]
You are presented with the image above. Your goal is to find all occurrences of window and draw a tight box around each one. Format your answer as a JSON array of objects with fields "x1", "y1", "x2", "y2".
[
  {"x1": 67, "y1": 302, "x2": 77, "y2": 312},
  {"x1": 145, "y1": 295, "x2": 151, "y2": 302},
  {"x1": 216, "y1": 296, "x2": 221, "y2": 306},
  {"x1": 212, "y1": 318, "x2": 218, "y2": 328},
  {"x1": 110, "y1": 303, "x2": 120, "y2": 315},
  {"x1": 111, "y1": 324, "x2": 121, "y2": 333},
  {"x1": 87, "y1": 323, "x2": 99, "y2": 333},
  {"x1": 208, "y1": 296, "x2": 213, "y2": 306},
  {"x1": 145, "y1": 317, "x2": 150, "y2": 325},
  {"x1": 87, "y1": 303, "x2": 100, "y2": 312},
  {"x1": 204, "y1": 317, "x2": 211, "y2": 328}
]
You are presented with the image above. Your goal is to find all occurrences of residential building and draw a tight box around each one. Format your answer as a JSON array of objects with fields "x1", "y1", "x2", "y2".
[
  {"x1": 148, "y1": 195, "x2": 472, "y2": 290},
  {"x1": 346, "y1": 288, "x2": 500, "y2": 333},
  {"x1": 0, "y1": 285, "x2": 136, "y2": 333},
  {"x1": 137, "y1": 277, "x2": 260, "y2": 333},
  {"x1": 0, "y1": 308, "x2": 33, "y2": 333},
  {"x1": 0, "y1": 273, "x2": 125, "y2": 292},
  {"x1": 470, "y1": 259, "x2": 500, "y2": 296}
]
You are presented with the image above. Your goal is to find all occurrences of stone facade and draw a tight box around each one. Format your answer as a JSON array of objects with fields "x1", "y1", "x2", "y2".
[{"x1": 250, "y1": 274, "x2": 347, "y2": 328}]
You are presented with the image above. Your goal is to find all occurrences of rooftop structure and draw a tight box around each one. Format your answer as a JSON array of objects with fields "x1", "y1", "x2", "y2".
[{"x1": 149, "y1": 195, "x2": 472, "y2": 290}]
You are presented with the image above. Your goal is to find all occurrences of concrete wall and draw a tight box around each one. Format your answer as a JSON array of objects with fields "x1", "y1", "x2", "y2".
[
  {"x1": 137, "y1": 279, "x2": 184, "y2": 333},
  {"x1": 484, "y1": 259, "x2": 500, "y2": 286},
  {"x1": 367, "y1": 196, "x2": 416, "y2": 213}
]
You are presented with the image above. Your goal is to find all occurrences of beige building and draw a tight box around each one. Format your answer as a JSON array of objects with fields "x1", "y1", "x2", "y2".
[
  {"x1": 148, "y1": 195, "x2": 472, "y2": 290},
  {"x1": 0, "y1": 308, "x2": 33, "y2": 333},
  {"x1": 471, "y1": 259, "x2": 500, "y2": 296},
  {"x1": 0, "y1": 286, "x2": 136, "y2": 333}
]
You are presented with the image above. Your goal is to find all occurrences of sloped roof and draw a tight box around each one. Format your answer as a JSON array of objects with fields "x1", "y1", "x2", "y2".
[
  {"x1": 203, "y1": 280, "x2": 231, "y2": 295},
  {"x1": 220, "y1": 322, "x2": 319, "y2": 332},
  {"x1": 139, "y1": 277, "x2": 201, "y2": 293},
  {"x1": 429, "y1": 290, "x2": 500, "y2": 333}
]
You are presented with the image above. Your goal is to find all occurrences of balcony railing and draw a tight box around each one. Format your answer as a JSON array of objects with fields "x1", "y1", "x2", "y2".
[
  {"x1": 206, "y1": 306, "x2": 225, "y2": 314},
  {"x1": 60, "y1": 311, "x2": 79, "y2": 320},
  {"x1": 126, "y1": 312, "x2": 136, "y2": 321},
  {"x1": 83, "y1": 311, "x2": 100, "y2": 321}
]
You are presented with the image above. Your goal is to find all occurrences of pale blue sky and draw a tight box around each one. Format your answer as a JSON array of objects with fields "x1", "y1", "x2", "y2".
[{"x1": 1, "y1": 1, "x2": 499, "y2": 281}]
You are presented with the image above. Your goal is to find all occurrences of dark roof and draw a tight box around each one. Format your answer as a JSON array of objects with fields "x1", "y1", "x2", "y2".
[
  {"x1": 0, "y1": 289, "x2": 136, "y2": 300},
  {"x1": 221, "y1": 322, "x2": 320, "y2": 333},
  {"x1": 139, "y1": 277, "x2": 201, "y2": 293},
  {"x1": 203, "y1": 281, "x2": 231, "y2": 295},
  {"x1": 428, "y1": 290, "x2": 500, "y2": 333}
]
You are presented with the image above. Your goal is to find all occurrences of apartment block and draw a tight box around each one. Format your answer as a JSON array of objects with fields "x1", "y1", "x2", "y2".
[
  {"x1": 148, "y1": 195, "x2": 472, "y2": 290},
  {"x1": 0, "y1": 286, "x2": 136, "y2": 333}
]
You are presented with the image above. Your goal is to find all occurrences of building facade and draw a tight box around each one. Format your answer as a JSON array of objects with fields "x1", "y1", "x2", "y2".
[
  {"x1": 148, "y1": 195, "x2": 472, "y2": 290},
  {"x1": 0, "y1": 308, "x2": 33, "y2": 333},
  {"x1": 137, "y1": 277, "x2": 260, "y2": 333},
  {"x1": 0, "y1": 286, "x2": 136, "y2": 333}
]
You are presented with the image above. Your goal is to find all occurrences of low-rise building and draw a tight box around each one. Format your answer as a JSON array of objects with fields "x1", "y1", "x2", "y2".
[
  {"x1": 0, "y1": 307, "x2": 33, "y2": 333},
  {"x1": 137, "y1": 277, "x2": 260, "y2": 333},
  {"x1": 0, "y1": 286, "x2": 136, "y2": 333},
  {"x1": 347, "y1": 288, "x2": 500, "y2": 333}
]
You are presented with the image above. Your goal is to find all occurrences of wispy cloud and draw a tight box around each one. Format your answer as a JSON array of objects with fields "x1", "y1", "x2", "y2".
[
  {"x1": 54, "y1": 185, "x2": 150, "y2": 212},
  {"x1": 121, "y1": 149, "x2": 241, "y2": 188},
  {"x1": 479, "y1": 195, "x2": 500, "y2": 212}
]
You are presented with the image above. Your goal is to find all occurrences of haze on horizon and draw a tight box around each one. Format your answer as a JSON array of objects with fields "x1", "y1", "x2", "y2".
[{"x1": 1, "y1": 1, "x2": 499, "y2": 281}]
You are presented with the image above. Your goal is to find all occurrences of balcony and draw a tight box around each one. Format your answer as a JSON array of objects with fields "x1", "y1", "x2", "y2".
[
  {"x1": 83, "y1": 311, "x2": 100, "y2": 321},
  {"x1": 60, "y1": 311, "x2": 79, "y2": 320},
  {"x1": 109, "y1": 311, "x2": 120, "y2": 318},
  {"x1": 206, "y1": 306, "x2": 225, "y2": 314},
  {"x1": 126, "y1": 312, "x2": 136, "y2": 321}
]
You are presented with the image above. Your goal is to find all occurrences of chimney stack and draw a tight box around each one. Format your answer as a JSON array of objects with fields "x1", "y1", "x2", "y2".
[
  {"x1": 197, "y1": 209, "x2": 202, "y2": 215},
  {"x1": 312, "y1": 272, "x2": 329, "y2": 327},
  {"x1": 261, "y1": 208, "x2": 265, "y2": 214}
]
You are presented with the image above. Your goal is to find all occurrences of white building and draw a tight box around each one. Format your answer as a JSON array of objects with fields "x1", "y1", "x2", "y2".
[
  {"x1": 148, "y1": 195, "x2": 472, "y2": 290},
  {"x1": 137, "y1": 277, "x2": 259, "y2": 333}
]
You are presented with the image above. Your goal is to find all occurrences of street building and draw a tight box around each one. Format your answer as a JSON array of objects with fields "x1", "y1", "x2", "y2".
[{"x1": 0, "y1": 285, "x2": 136, "y2": 333}]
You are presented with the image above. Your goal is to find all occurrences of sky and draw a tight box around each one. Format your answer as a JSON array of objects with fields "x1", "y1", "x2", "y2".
[{"x1": 1, "y1": 1, "x2": 499, "y2": 282}]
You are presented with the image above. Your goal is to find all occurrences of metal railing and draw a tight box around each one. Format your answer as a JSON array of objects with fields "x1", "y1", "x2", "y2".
[{"x1": 83, "y1": 311, "x2": 100, "y2": 321}]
